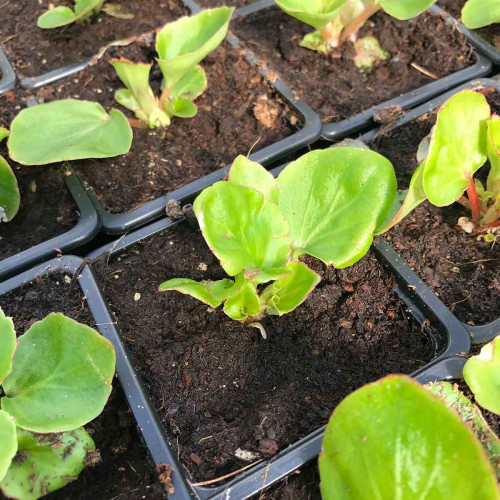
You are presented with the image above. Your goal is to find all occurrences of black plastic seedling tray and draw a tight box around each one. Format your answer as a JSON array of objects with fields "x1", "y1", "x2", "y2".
[
  {"x1": 79, "y1": 143, "x2": 478, "y2": 498},
  {"x1": 0, "y1": 174, "x2": 101, "y2": 282},
  {"x1": 0, "y1": 47, "x2": 16, "y2": 96},
  {"x1": 433, "y1": 5, "x2": 500, "y2": 66},
  {"x1": 359, "y1": 77, "x2": 500, "y2": 348}
]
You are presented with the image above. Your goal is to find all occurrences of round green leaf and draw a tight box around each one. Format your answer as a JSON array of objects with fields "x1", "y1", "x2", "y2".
[
  {"x1": 423, "y1": 90, "x2": 491, "y2": 206},
  {"x1": 0, "y1": 155, "x2": 20, "y2": 223},
  {"x1": 193, "y1": 182, "x2": 291, "y2": 276},
  {"x1": 464, "y1": 336, "x2": 500, "y2": 415},
  {"x1": 275, "y1": 0, "x2": 349, "y2": 30},
  {"x1": 8, "y1": 100, "x2": 133, "y2": 165},
  {"x1": 0, "y1": 411, "x2": 17, "y2": 483},
  {"x1": 380, "y1": 0, "x2": 436, "y2": 20},
  {"x1": 0, "y1": 307, "x2": 17, "y2": 383},
  {"x1": 319, "y1": 375, "x2": 499, "y2": 500},
  {"x1": 277, "y1": 148, "x2": 397, "y2": 268},
  {"x1": 0, "y1": 428, "x2": 94, "y2": 500},
  {"x1": 38, "y1": 0, "x2": 104, "y2": 28},
  {"x1": 156, "y1": 7, "x2": 233, "y2": 90},
  {"x1": 2, "y1": 313, "x2": 115, "y2": 433},
  {"x1": 462, "y1": 0, "x2": 500, "y2": 28}
]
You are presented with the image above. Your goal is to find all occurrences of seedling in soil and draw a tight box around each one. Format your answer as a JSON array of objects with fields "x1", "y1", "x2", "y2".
[
  {"x1": 461, "y1": 0, "x2": 500, "y2": 29},
  {"x1": 0, "y1": 307, "x2": 116, "y2": 499},
  {"x1": 274, "y1": 0, "x2": 436, "y2": 68},
  {"x1": 319, "y1": 374, "x2": 499, "y2": 499},
  {"x1": 0, "y1": 131, "x2": 20, "y2": 223},
  {"x1": 377, "y1": 90, "x2": 500, "y2": 236},
  {"x1": 38, "y1": 0, "x2": 134, "y2": 29},
  {"x1": 110, "y1": 7, "x2": 233, "y2": 129},
  {"x1": 160, "y1": 149, "x2": 398, "y2": 336}
]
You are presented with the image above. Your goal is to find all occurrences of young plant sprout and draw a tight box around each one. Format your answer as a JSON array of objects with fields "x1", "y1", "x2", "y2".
[
  {"x1": 377, "y1": 90, "x2": 500, "y2": 237},
  {"x1": 110, "y1": 7, "x2": 233, "y2": 129},
  {"x1": 461, "y1": 0, "x2": 500, "y2": 30},
  {"x1": 0, "y1": 308, "x2": 116, "y2": 499},
  {"x1": 37, "y1": 0, "x2": 133, "y2": 29},
  {"x1": 160, "y1": 149, "x2": 398, "y2": 337},
  {"x1": 274, "y1": 0, "x2": 436, "y2": 69},
  {"x1": 0, "y1": 131, "x2": 19, "y2": 223}
]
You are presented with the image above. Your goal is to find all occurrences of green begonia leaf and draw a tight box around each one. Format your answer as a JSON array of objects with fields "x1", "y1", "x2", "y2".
[
  {"x1": 0, "y1": 428, "x2": 94, "y2": 500},
  {"x1": 193, "y1": 182, "x2": 290, "y2": 276},
  {"x1": 172, "y1": 97, "x2": 198, "y2": 118},
  {"x1": 376, "y1": 162, "x2": 427, "y2": 233},
  {"x1": 245, "y1": 267, "x2": 293, "y2": 284},
  {"x1": 380, "y1": 0, "x2": 437, "y2": 20},
  {"x1": 462, "y1": 0, "x2": 500, "y2": 29},
  {"x1": 229, "y1": 155, "x2": 279, "y2": 204},
  {"x1": 277, "y1": 148, "x2": 396, "y2": 267},
  {"x1": 170, "y1": 65, "x2": 207, "y2": 101},
  {"x1": 274, "y1": 0, "x2": 350, "y2": 30},
  {"x1": 158, "y1": 278, "x2": 237, "y2": 308},
  {"x1": 38, "y1": 0, "x2": 105, "y2": 28},
  {"x1": 0, "y1": 128, "x2": 9, "y2": 142},
  {"x1": 487, "y1": 115, "x2": 500, "y2": 196},
  {"x1": 319, "y1": 375, "x2": 499, "y2": 500},
  {"x1": 0, "y1": 155, "x2": 20, "y2": 223},
  {"x1": 2, "y1": 313, "x2": 115, "y2": 433},
  {"x1": 156, "y1": 7, "x2": 233, "y2": 91},
  {"x1": 0, "y1": 411, "x2": 17, "y2": 483},
  {"x1": 9, "y1": 100, "x2": 132, "y2": 165},
  {"x1": 423, "y1": 90, "x2": 490, "y2": 206},
  {"x1": 463, "y1": 336, "x2": 500, "y2": 415},
  {"x1": 223, "y1": 281, "x2": 260, "y2": 320},
  {"x1": 260, "y1": 262, "x2": 320, "y2": 315},
  {"x1": 0, "y1": 308, "x2": 17, "y2": 383}
]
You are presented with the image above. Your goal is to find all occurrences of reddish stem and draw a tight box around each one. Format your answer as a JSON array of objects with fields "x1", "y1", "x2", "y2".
[
  {"x1": 339, "y1": 3, "x2": 381, "y2": 45},
  {"x1": 127, "y1": 118, "x2": 149, "y2": 129},
  {"x1": 486, "y1": 220, "x2": 500, "y2": 228},
  {"x1": 466, "y1": 178, "x2": 481, "y2": 222}
]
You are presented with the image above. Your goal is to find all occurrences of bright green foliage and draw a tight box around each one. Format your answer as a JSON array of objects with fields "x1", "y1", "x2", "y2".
[
  {"x1": 275, "y1": 0, "x2": 436, "y2": 55},
  {"x1": 111, "y1": 8, "x2": 232, "y2": 128},
  {"x1": 427, "y1": 381, "x2": 500, "y2": 478},
  {"x1": 0, "y1": 156, "x2": 20, "y2": 223},
  {"x1": 0, "y1": 309, "x2": 16, "y2": 383},
  {"x1": 8, "y1": 100, "x2": 132, "y2": 165},
  {"x1": 38, "y1": 0, "x2": 106, "y2": 29},
  {"x1": 462, "y1": 0, "x2": 500, "y2": 29},
  {"x1": 464, "y1": 336, "x2": 500, "y2": 415},
  {"x1": 1, "y1": 428, "x2": 95, "y2": 500},
  {"x1": 0, "y1": 308, "x2": 116, "y2": 499},
  {"x1": 319, "y1": 375, "x2": 499, "y2": 500},
  {"x1": 379, "y1": 90, "x2": 500, "y2": 233},
  {"x1": 160, "y1": 150, "x2": 397, "y2": 332},
  {"x1": 0, "y1": 128, "x2": 9, "y2": 142}
]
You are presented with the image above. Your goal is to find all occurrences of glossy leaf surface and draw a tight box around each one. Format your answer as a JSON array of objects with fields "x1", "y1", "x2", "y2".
[
  {"x1": 0, "y1": 156, "x2": 20, "y2": 223},
  {"x1": 464, "y1": 336, "x2": 500, "y2": 415},
  {"x1": 223, "y1": 281, "x2": 260, "y2": 320},
  {"x1": 380, "y1": 0, "x2": 436, "y2": 19},
  {"x1": 38, "y1": 0, "x2": 105, "y2": 28},
  {"x1": 0, "y1": 308, "x2": 16, "y2": 383},
  {"x1": 0, "y1": 411, "x2": 17, "y2": 484},
  {"x1": 462, "y1": 0, "x2": 500, "y2": 29},
  {"x1": 277, "y1": 148, "x2": 396, "y2": 267},
  {"x1": 319, "y1": 375, "x2": 499, "y2": 500},
  {"x1": 9, "y1": 100, "x2": 132, "y2": 165},
  {"x1": 487, "y1": 115, "x2": 500, "y2": 196},
  {"x1": 2, "y1": 313, "x2": 115, "y2": 433},
  {"x1": 274, "y1": 0, "x2": 349, "y2": 29}
]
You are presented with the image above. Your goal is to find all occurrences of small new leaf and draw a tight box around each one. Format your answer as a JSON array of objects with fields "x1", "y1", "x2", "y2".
[
  {"x1": 0, "y1": 156, "x2": 20, "y2": 223},
  {"x1": 223, "y1": 281, "x2": 261, "y2": 321},
  {"x1": 38, "y1": 0, "x2": 106, "y2": 29},
  {"x1": 0, "y1": 308, "x2": 17, "y2": 383}
]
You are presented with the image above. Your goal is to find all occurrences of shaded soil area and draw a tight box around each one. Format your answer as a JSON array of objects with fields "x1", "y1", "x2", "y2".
[
  {"x1": 234, "y1": 7, "x2": 473, "y2": 121},
  {"x1": 0, "y1": 92, "x2": 78, "y2": 260},
  {"x1": 0, "y1": 274, "x2": 165, "y2": 499},
  {"x1": 438, "y1": 0, "x2": 500, "y2": 49},
  {"x1": 1, "y1": 0, "x2": 187, "y2": 78},
  {"x1": 92, "y1": 223, "x2": 435, "y2": 482},
  {"x1": 371, "y1": 88, "x2": 500, "y2": 326},
  {"x1": 197, "y1": 0, "x2": 256, "y2": 7},
  {"x1": 29, "y1": 38, "x2": 297, "y2": 213}
]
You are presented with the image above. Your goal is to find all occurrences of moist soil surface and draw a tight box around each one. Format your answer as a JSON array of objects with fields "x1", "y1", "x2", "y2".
[
  {"x1": 371, "y1": 87, "x2": 500, "y2": 326},
  {"x1": 196, "y1": 0, "x2": 255, "y2": 7},
  {"x1": 234, "y1": 7, "x2": 473, "y2": 122},
  {"x1": 30, "y1": 37, "x2": 297, "y2": 213},
  {"x1": 0, "y1": 274, "x2": 166, "y2": 500},
  {"x1": 1, "y1": 0, "x2": 187, "y2": 78},
  {"x1": 0, "y1": 92, "x2": 78, "y2": 260},
  {"x1": 438, "y1": 0, "x2": 500, "y2": 49},
  {"x1": 92, "y1": 223, "x2": 435, "y2": 483}
]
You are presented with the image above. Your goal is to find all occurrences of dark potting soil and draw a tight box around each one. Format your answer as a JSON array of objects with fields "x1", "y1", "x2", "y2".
[
  {"x1": 437, "y1": 0, "x2": 500, "y2": 50},
  {"x1": 0, "y1": 274, "x2": 166, "y2": 500},
  {"x1": 234, "y1": 7, "x2": 473, "y2": 122},
  {"x1": 196, "y1": 0, "x2": 256, "y2": 8},
  {"x1": 92, "y1": 223, "x2": 435, "y2": 482},
  {"x1": 33, "y1": 38, "x2": 297, "y2": 213},
  {"x1": 1, "y1": 0, "x2": 187, "y2": 78},
  {"x1": 370, "y1": 88, "x2": 500, "y2": 326},
  {"x1": 0, "y1": 91, "x2": 78, "y2": 260}
]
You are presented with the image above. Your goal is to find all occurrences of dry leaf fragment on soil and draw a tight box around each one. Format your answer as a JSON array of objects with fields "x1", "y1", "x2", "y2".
[{"x1": 253, "y1": 95, "x2": 280, "y2": 130}]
